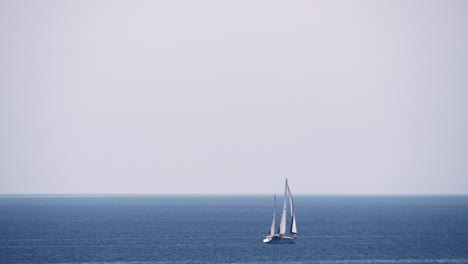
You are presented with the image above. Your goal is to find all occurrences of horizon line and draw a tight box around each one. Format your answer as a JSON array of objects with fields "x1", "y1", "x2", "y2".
[{"x1": 1, "y1": 193, "x2": 468, "y2": 197}]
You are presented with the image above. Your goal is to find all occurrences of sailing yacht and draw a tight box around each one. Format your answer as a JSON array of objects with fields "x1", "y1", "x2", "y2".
[{"x1": 263, "y1": 179, "x2": 297, "y2": 243}]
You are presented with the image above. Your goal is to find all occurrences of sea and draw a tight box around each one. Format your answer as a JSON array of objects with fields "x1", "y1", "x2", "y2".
[{"x1": 1, "y1": 195, "x2": 468, "y2": 264}]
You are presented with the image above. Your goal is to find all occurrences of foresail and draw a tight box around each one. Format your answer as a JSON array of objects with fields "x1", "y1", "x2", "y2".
[
  {"x1": 290, "y1": 215, "x2": 297, "y2": 234},
  {"x1": 287, "y1": 182, "x2": 297, "y2": 234}
]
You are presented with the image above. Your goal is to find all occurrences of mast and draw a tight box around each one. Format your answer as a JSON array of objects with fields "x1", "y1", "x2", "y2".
[
  {"x1": 278, "y1": 179, "x2": 287, "y2": 235},
  {"x1": 269, "y1": 195, "x2": 276, "y2": 236},
  {"x1": 287, "y1": 181, "x2": 297, "y2": 234}
]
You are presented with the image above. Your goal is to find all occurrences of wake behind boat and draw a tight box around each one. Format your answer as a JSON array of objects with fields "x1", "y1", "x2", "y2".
[{"x1": 263, "y1": 179, "x2": 297, "y2": 243}]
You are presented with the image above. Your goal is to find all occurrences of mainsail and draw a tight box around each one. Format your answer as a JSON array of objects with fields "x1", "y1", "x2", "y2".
[
  {"x1": 278, "y1": 181, "x2": 288, "y2": 234},
  {"x1": 275, "y1": 179, "x2": 297, "y2": 235}
]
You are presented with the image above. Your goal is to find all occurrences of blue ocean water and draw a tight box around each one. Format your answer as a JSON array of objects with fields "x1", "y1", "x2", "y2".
[{"x1": 0, "y1": 195, "x2": 467, "y2": 264}]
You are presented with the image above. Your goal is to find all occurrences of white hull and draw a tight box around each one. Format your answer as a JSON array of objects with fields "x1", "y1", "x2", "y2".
[{"x1": 263, "y1": 235, "x2": 296, "y2": 243}]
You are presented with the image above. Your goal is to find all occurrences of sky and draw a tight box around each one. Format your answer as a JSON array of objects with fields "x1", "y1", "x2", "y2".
[{"x1": 0, "y1": 0, "x2": 467, "y2": 195}]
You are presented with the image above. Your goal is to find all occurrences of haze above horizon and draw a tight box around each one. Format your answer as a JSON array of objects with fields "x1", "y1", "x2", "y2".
[{"x1": 1, "y1": 0, "x2": 467, "y2": 195}]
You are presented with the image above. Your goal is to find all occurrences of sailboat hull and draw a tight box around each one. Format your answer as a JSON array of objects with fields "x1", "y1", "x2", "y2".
[{"x1": 263, "y1": 235, "x2": 296, "y2": 243}]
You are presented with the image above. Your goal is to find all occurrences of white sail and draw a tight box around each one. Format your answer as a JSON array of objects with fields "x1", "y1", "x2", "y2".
[
  {"x1": 269, "y1": 195, "x2": 276, "y2": 236},
  {"x1": 278, "y1": 181, "x2": 287, "y2": 235},
  {"x1": 269, "y1": 213, "x2": 276, "y2": 236},
  {"x1": 287, "y1": 182, "x2": 297, "y2": 234}
]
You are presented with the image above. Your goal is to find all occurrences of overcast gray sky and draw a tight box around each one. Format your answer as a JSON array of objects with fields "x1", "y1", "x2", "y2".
[{"x1": 1, "y1": 0, "x2": 467, "y2": 194}]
